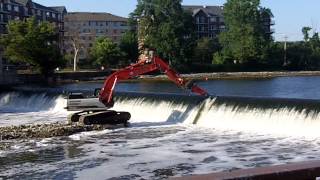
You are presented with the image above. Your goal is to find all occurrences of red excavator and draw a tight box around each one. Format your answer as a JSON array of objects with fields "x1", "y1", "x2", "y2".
[{"x1": 67, "y1": 51, "x2": 208, "y2": 126}]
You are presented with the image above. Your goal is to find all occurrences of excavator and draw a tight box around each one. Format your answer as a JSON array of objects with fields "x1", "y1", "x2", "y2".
[{"x1": 66, "y1": 50, "x2": 208, "y2": 126}]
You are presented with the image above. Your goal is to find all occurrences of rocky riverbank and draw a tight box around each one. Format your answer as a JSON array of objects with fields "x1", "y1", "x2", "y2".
[
  {"x1": 136, "y1": 71, "x2": 320, "y2": 81},
  {"x1": 0, "y1": 123, "x2": 119, "y2": 141}
]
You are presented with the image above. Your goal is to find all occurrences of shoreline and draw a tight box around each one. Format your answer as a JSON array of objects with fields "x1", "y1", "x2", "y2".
[
  {"x1": 82, "y1": 71, "x2": 320, "y2": 83},
  {"x1": 13, "y1": 71, "x2": 320, "y2": 86},
  {"x1": 135, "y1": 71, "x2": 320, "y2": 81}
]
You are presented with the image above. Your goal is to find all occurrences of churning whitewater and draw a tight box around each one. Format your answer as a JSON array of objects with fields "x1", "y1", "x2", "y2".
[
  {"x1": 2, "y1": 91, "x2": 320, "y2": 179},
  {"x1": 1, "y1": 91, "x2": 320, "y2": 137}
]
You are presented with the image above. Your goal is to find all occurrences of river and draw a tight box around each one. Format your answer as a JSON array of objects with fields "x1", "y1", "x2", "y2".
[{"x1": 1, "y1": 76, "x2": 320, "y2": 179}]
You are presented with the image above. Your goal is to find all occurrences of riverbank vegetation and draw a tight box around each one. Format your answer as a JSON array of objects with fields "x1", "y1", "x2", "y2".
[
  {"x1": 0, "y1": 17, "x2": 65, "y2": 77},
  {"x1": 123, "y1": 0, "x2": 320, "y2": 73}
]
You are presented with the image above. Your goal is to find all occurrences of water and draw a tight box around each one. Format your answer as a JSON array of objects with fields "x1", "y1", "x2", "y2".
[{"x1": 2, "y1": 76, "x2": 320, "y2": 179}]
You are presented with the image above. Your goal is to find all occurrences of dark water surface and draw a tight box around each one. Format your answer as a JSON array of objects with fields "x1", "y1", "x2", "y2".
[{"x1": 51, "y1": 76, "x2": 320, "y2": 99}]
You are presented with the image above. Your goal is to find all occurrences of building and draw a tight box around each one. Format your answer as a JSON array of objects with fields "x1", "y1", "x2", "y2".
[
  {"x1": 64, "y1": 12, "x2": 129, "y2": 60},
  {"x1": 183, "y1": 5, "x2": 225, "y2": 39},
  {"x1": 0, "y1": 0, "x2": 66, "y2": 76},
  {"x1": 183, "y1": 5, "x2": 274, "y2": 40},
  {"x1": 0, "y1": 0, "x2": 66, "y2": 35}
]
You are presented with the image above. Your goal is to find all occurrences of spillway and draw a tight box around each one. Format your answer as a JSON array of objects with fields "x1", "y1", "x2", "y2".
[
  {"x1": 2, "y1": 91, "x2": 320, "y2": 179},
  {"x1": 2, "y1": 91, "x2": 320, "y2": 138}
]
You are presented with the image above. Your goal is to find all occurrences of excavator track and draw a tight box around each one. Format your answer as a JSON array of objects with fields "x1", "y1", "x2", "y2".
[{"x1": 68, "y1": 109, "x2": 131, "y2": 126}]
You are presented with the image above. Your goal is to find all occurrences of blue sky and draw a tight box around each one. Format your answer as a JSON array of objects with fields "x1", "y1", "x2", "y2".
[{"x1": 33, "y1": 0, "x2": 320, "y2": 41}]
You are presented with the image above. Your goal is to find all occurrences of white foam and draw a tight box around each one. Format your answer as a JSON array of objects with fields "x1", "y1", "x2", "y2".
[{"x1": 195, "y1": 98, "x2": 320, "y2": 138}]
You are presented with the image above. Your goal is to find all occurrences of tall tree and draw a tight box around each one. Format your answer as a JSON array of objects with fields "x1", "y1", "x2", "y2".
[
  {"x1": 90, "y1": 37, "x2": 122, "y2": 68},
  {"x1": 0, "y1": 17, "x2": 64, "y2": 76},
  {"x1": 194, "y1": 37, "x2": 221, "y2": 64},
  {"x1": 119, "y1": 31, "x2": 139, "y2": 63},
  {"x1": 302, "y1": 27, "x2": 312, "y2": 42},
  {"x1": 216, "y1": 0, "x2": 272, "y2": 64},
  {"x1": 130, "y1": 0, "x2": 195, "y2": 69}
]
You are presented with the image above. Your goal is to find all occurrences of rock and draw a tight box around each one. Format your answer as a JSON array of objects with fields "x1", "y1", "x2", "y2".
[{"x1": 0, "y1": 122, "x2": 115, "y2": 140}]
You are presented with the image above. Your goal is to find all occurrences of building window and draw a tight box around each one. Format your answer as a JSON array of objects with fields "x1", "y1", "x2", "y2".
[
  {"x1": 106, "y1": 21, "x2": 108, "y2": 26},
  {"x1": 210, "y1": 17, "x2": 216, "y2": 23},
  {"x1": 200, "y1": 17, "x2": 206, "y2": 23},
  {"x1": 7, "y1": 4, "x2": 11, "y2": 11},
  {"x1": 3, "y1": 14, "x2": 8, "y2": 22},
  {"x1": 113, "y1": 29, "x2": 117, "y2": 34},
  {"x1": 0, "y1": 3, "x2": 3, "y2": 11},
  {"x1": 0, "y1": 14, "x2": 3, "y2": 22},
  {"x1": 196, "y1": 17, "x2": 200, "y2": 23},
  {"x1": 200, "y1": 26, "x2": 205, "y2": 32},
  {"x1": 14, "y1": 5, "x2": 19, "y2": 12},
  {"x1": 37, "y1": 10, "x2": 42, "y2": 16},
  {"x1": 46, "y1": 12, "x2": 50, "y2": 16},
  {"x1": 52, "y1": 13, "x2": 56, "y2": 18}
]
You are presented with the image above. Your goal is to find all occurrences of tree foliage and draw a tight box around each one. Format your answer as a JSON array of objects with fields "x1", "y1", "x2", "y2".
[
  {"x1": 216, "y1": 0, "x2": 272, "y2": 64},
  {"x1": 0, "y1": 17, "x2": 64, "y2": 76},
  {"x1": 131, "y1": 0, "x2": 195, "y2": 69},
  {"x1": 90, "y1": 37, "x2": 122, "y2": 67},
  {"x1": 193, "y1": 37, "x2": 220, "y2": 64},
  {"x1": 119, "y1": 31, "x2": 139, "y2": 63}
]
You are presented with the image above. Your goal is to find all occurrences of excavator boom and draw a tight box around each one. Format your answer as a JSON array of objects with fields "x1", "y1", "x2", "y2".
[
  {"x1": 99, "y1": 55, "x2": 208, "y2": 107},
  {"x1": 67, "y1": 54, "x2": 208, "y2": 126}
]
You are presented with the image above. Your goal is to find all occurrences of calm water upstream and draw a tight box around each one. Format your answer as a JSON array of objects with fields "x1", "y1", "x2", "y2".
[{"x1": 1, "y1": 76, "x2": 320, "y2": 179}]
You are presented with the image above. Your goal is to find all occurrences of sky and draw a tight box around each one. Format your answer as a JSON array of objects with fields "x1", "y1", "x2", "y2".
[{"x1": 33, "y1": 0, "x2": 320, "y2": 42}]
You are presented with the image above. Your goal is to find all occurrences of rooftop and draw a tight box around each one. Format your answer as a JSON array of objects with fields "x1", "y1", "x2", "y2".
[
  {"x1": 183, "y1": 5, "x2": 224, "y2": 17},
  {"x1": 65, "y1": 12, "x2": 127, "y2": 22}
]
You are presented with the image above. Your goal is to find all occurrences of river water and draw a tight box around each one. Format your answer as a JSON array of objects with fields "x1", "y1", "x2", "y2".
[{"x1": 1, "y1": 76, "x2": 320, "y2": 179}]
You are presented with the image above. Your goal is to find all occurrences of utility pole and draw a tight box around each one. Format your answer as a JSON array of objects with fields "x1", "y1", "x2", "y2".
[{"x1": 283, "y1": 35, "x2": 288, "y2": 66}]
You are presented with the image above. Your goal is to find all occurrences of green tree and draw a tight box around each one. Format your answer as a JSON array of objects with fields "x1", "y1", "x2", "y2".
[
  {"x1": 302, "y1": 28, "x2": 320, "y2": 69},
  {"x1": 302, "y1": 27, "x2": 312, "y2": 42},
  {"x1": 90, "y1": 37, "x2": 122, "y2": 68},
  {"x1": 193, "y1": 37, "x2": 220, "y2": 64},
  {"x1": 119, "y1": 31, "x2": 139, "y2": 63},
  {"x1": 131, "y1": 0, "x2": 195, "y2": 70},
  {"x1": 0, "y1": 17, "x2": 64, "y2": 76},
  {"x1": 216, "y1": 0, "x2": 272, "y2": 64}
]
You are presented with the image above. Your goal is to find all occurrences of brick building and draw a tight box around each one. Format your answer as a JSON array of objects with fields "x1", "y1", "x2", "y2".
[
  {"x1": 64, "y1": 12, "x2": 129, "y2": 60},
  {"x1": 0, "y1": 0, "x2": 66, "y2": 34},
  {"x1": 0, "y1": 0, "x2": 66, "y2": 75}
]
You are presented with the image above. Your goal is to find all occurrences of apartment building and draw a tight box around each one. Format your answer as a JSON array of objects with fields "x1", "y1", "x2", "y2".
[
  {"x1": 183, "y1": 5, "x2": 274, "y2": 40},
  {"x1": 64, "y1": 12, "x2": 129, "y2": 60},
  {"x1": 0, "y1": 0, "x2": 66, "y2": 75},
  {"x1": 183, "y1": 5, "x2": 225, "y2": 39},
  {"x1": 0, "y1": 0, "x2": 66, "y2": 34}
]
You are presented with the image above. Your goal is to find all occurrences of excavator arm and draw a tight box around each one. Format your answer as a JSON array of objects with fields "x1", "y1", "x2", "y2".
[{"x1": 99, "y1": 55, "x2": 208, "y2": 107}]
